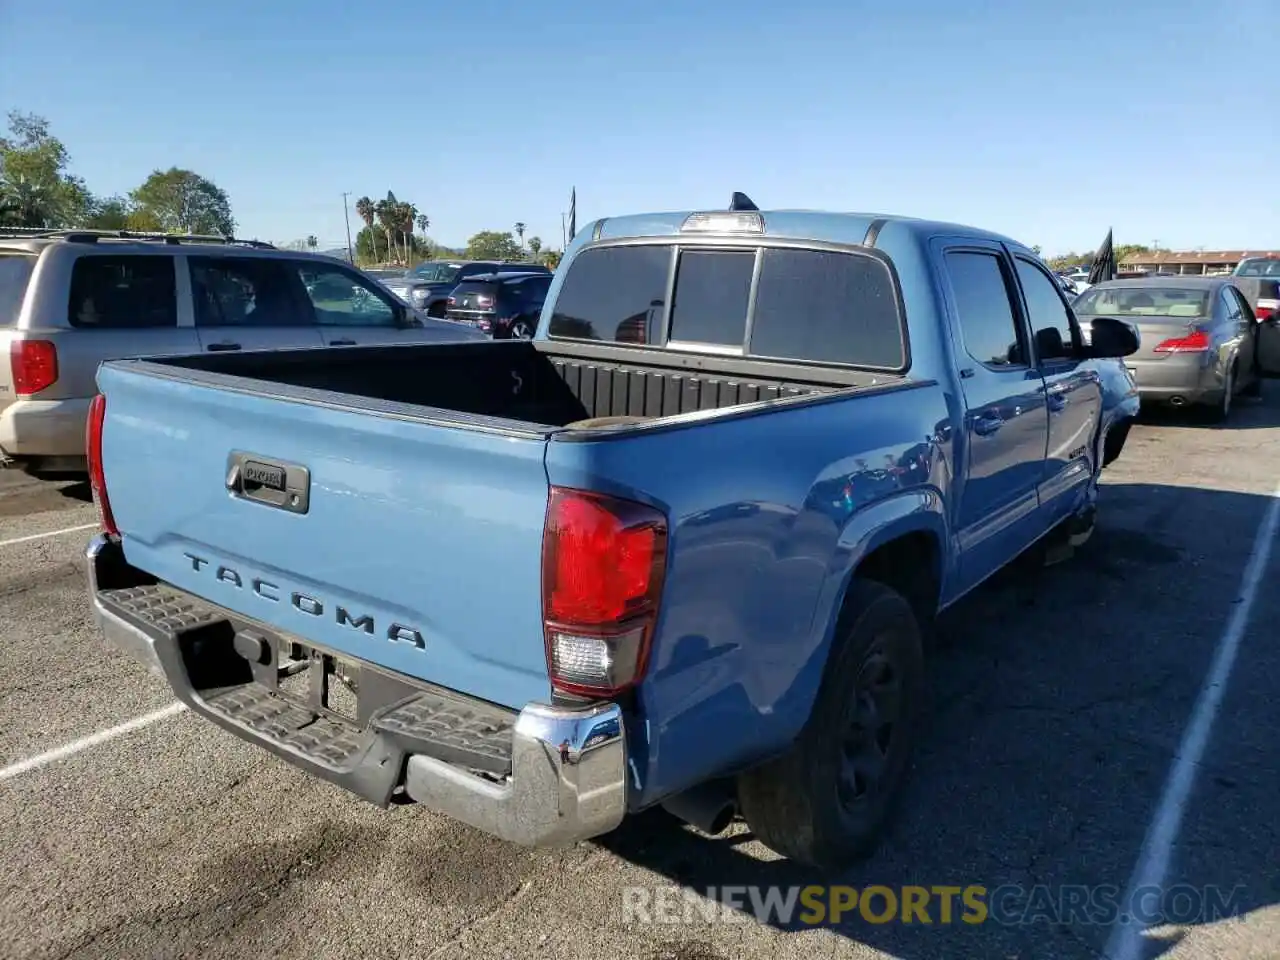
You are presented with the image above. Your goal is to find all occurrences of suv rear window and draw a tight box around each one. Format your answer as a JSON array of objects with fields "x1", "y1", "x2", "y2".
[
  {"x1": 450, "y1": 280, "x2": 500, "y2": 310},
  {"x1": 547, "y1": 243, "x2": 906, "y2": 368},
  {"x1": 0, "y1": 253, "x2": 36, "y2": 326},
  {"x1": 68, "y1": 255, "x2": 178, "y2": 329}
]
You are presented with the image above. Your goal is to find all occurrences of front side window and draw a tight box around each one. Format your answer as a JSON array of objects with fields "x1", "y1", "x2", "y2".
[
  {"x1": 189, "y1": 257, "x2": 310, "y2": 327},
  {"x1": 1015, "y1": 258, "x2": 1076, "y2": 361},
  {"x1": 68, "y1": 255, "x2": 177, "y2": 329},
  {"x1": 293, "y1": 262, "x2": 399, "y2": 327}
]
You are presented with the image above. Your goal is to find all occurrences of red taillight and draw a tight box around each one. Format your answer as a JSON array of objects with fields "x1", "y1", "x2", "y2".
[
  {"x1": 1256, "y1": 305, "x2": 1275, "y2": 322},
  {"x1": 541, "y1": 487, "x2": 667, "y2": 697},
  {"x1": 10, "y1": 340, "x2": 58, "y2": 395},
  {"x1": 86, "y1": 393, "x2": 119, "y2": 536},
  {"x1": 1153, "y1": 330, "x2": 1210, "y2": 353}
]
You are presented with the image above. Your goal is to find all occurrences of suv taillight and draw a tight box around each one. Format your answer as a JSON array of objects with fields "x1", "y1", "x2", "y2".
[
  {"x1": 86, "y1": 393, "x2": 119, "y2": 536},
  {"x1": 541, "y1": 487, "x2": 668, "y2": 697},
  {"x1": 10, "y1": 340, "x2": 58, "y2": 395}
]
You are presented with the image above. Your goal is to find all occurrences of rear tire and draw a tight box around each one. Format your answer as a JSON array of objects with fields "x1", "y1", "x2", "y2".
[
  {"x1": 736, "y1": 579, "x2": 925, "y2": 869},
  {"x1": 1102, "y1": 419, "x2": 1131, "y2": 467},
  {"x1": 1208, "y1": 364, "x2": 1235, "y2": 423}
]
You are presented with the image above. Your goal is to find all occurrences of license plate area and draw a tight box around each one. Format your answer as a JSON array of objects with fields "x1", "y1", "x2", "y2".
[{"x1": 275, "y1": 639, "x2": 361, "y2": 722}]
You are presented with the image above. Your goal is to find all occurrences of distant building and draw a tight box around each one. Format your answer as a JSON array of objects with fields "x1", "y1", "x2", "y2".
[{"x1": 1119, "y1": 249, "x2": 1280, "y2": 276}]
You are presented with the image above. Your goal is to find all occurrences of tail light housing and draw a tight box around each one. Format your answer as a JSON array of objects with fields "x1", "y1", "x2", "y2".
[
  {"x1": 86, "y1": 393, "x2": 119, "y2": 536},
  {"x1": 1153, "y1": 330, "x2": 1210, "y2": 354},
  {"x1": 10, "y1": 340, "x2": 58, "y2": 395},
  {"x1": 1255, "y1": 303, "x2": 1275, "y2": 322},
  {"x1": 541, "y1": 487, "x2": 668, "y2": 697}
]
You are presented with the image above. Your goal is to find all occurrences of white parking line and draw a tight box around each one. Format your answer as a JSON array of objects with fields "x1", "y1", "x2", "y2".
[
  {"x1": 0, "y1": 522, "x2": 98, "y2": 549},
  {"x1": 1106, "y1": 481, "x2": 1280, "y2": 960},
  {"x1": 0, "y1": 702, "x2": 186, "y2": 782}
]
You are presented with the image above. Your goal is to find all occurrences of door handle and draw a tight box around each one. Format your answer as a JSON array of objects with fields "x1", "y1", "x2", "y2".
[
  {"x1": 206, "y1": 342, "x2": 241, "y2": 352},
  {"x1": 973, "y1": 414, "x2": 1004, "y2": 436},
  {"x1": 328, "y1": 339, "x2": 357, "y2": 346}
]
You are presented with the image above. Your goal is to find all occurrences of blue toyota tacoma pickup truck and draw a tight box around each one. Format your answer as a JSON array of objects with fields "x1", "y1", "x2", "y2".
[{"x1": 85, "y1": 204, "x2": 1140, "y2": 868}]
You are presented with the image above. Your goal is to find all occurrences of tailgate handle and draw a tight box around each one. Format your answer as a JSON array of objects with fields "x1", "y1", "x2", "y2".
[{"x1": 225, "y1": 451, "x2": 311, "y2": 515}]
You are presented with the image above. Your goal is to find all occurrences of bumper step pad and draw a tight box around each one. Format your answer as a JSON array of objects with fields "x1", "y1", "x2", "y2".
[{"x1": 95, "y1": 583, "x2": 517, "y2": 796}]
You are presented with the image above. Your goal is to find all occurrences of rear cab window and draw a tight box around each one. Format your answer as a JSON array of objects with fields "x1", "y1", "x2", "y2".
[
  {"x1": 0, "y1": 252, "x2": 37, "y2": 326},
  {"x1": 547, "y1": 243, "x2": 907, "y2": 370},
  {"x1": 68, "y1": 255, "x2": 178, "y2": 328}
]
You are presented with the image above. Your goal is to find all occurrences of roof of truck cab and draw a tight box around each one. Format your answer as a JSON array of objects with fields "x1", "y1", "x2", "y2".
[{"x1": 590, "y1": 209, "x2": 1024, "y2": 249}]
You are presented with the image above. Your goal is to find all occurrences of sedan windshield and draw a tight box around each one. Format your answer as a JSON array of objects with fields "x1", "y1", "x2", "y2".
[
  {"x1": 1075, "y1": 286, "x2": 1211, "y2": 318},
  {"x1": 410, "y1": 262, "x2": 462, "y2": 283}
]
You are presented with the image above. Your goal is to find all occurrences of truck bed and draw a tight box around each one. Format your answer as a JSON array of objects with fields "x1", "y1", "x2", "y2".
[{"x1": 139, "y1": 339, "x2": 897, "y2": 434}]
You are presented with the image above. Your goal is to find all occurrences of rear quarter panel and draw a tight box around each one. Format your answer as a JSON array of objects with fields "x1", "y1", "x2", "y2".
[{"x1": 546, "y1": 382, "x2": 954, "y2": 807}]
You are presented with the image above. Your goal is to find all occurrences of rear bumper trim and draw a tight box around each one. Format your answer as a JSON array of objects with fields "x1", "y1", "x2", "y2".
[{"x1": 85, "y1": 533, "x2": 628, "y2": 846}]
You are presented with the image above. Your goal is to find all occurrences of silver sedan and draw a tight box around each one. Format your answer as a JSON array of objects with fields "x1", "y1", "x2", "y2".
[{"x1": 1074, "y1": 277, "x2": 1264, "y2": 421}]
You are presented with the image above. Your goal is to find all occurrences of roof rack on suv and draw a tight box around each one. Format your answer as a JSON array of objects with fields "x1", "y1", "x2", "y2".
[{"x1": 0, "y1": 227, "x2": 276, "y2": 249}]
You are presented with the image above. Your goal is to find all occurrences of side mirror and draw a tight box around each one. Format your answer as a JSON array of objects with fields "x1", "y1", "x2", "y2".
[{"x1": 1085, "y1": 316, "x2": 1140, "y2": 358}]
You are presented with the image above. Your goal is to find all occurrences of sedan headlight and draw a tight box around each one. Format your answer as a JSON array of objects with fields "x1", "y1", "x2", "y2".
[{"x1": 411, "y1": 288, "x2": 428, "y2": 303}]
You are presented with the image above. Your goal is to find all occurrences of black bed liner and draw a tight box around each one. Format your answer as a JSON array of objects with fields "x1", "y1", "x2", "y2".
[{"x1": 111, "y1": 338, "x2": 920, "y2": 437}]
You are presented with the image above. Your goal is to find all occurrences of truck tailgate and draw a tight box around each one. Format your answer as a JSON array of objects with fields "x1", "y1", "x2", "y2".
[{"x1": 96, "y1": 362, "x2": 553, "y2": 710}]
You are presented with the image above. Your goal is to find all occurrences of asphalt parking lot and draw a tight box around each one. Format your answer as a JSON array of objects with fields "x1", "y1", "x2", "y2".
[{"x1": 2, "y1": 396, "x2": 1279, "y2": 960}]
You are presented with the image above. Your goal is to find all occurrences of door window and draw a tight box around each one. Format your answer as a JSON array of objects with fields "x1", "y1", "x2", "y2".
[
  {"x1": 293, "y1": 262, "x2": 400, "y2": 327},
  {"x1": 1015, "y1": 258, "x2": 1078, "y2": 362},
  {"x1": 68, "y1": 255, "x2": 178, "y2": 329},
  {"x1": 189, "y1": 257, "x2": 311, "y2": 327},
  {"x1": 944, "y1": 251, "x2": 1027, "y2": 368},
  {"x1": 547, "y1": 245, "x2": 671, "y2": 344}
]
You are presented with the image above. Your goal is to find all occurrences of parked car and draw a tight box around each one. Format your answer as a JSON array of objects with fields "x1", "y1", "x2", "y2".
[
  {"x1": 0, "y1": 230, "x2": 486, "y2": 476},
  {"x1": 1074, "y1": 276, "x2": 1280, "y2": 419},
  {"x1": 385, "y1": 260, "x2": 551, "y2": 317},
  {"x1": 445, "y1": 272, "x2": 552, "y2": 339},
  {"x1": 87, "y1": 203, "x2": 1155, "y2": 869},
  {"x1": 1231, "y1": 255, "x2": 1280, "y2": 323}
]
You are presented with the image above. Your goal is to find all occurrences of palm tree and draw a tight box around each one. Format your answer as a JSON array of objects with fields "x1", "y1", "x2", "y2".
[
  {"x1": 399, "y1": 203, "x2": 417, "y2": 264},
  {"x1": 527, "y1": 236, "x2": 542, "y2": 259},
  {"x1": 306, "y1": 235, "x2": 318, "y2": 251},
  {"x1": 513, "y1": 222, "x2": 526, "y2": 250},
  {"x1": 415, "y1": 213, "x2": 429, "y2": 244},
  {"x1": 375, "y1": 194, "x2": 397, "y2": 264},
  {"x1": 355, "y1": 196, "x2": 377, "y2": 263}
]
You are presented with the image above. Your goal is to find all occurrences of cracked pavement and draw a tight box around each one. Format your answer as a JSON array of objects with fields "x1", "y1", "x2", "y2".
[{"x1": 2, "y1": 394, "x2": 1279, "y2": 960}]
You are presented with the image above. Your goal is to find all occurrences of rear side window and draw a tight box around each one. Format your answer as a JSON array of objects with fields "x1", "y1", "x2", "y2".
[
  {"x1": 68, "y1": 255, "x2": 177, "y2": 329},
  {"x1": 548, "y1": 245, "x2": 670, "y2": 343},
  {"x1": 189, "y1": 257, "x2": 311, "y2": 327},
  {"x1": 0, "y1": 254, "x2": 36, "y2": 326},
  {"x1": 750, "y1": 249, "x2": 905, "y2": 369}
]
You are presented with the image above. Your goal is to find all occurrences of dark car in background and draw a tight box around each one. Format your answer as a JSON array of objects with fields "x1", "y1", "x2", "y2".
[
  {"x1": 385, "y1": 260, "x2": 551, "y2": 317},
  {"x1": 444, "y1": 272, "x2": 552, "y2": 339}
]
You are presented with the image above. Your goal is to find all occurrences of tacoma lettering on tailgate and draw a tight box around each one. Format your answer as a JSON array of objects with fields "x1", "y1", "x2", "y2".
[{"x1": 182, "y1": 552, "x2": 425, "y2": 648}]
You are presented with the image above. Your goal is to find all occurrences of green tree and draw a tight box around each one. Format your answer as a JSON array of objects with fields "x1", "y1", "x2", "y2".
[
  {"x1": 306, "y1": 234, "x2": 318, "y2": 250},
  {"x1": 83, "y1": 195, "x2": 131, "y2": 230},
  {"x1": 527, "y1": 236, "x2": 542, "y2": 259},
  {"x1": 541, "y1": 249, "x2": 563, "y2": 270},
  {"x1": 513, "y1": 221, "x2": 526, "y2": 248},
  {"x1": 0, "y1": 111, "x2": 90, "y2": 227},
  {"x1": 355, "y1": 196, "x2": 378, "y2": 262},
  {"x1": 465, "y1": 230, "x2": 523, "y2": 260},
  {"x1": 129, "y1": 167, "x2": 234, "y2": 235}
]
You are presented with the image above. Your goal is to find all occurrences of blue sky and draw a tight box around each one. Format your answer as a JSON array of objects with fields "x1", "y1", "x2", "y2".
[{"x1": 2, "y1": 0, "x2": 1274, "y2": 255}]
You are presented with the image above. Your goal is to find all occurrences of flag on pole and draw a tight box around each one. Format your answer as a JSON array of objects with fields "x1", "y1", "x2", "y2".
[
  {"x1": 1088, "y1": 228, "x2": 1117, "y2": 285},
  {"x1": 567, "y1": 188, "x2": 576, "y2": 243}
]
